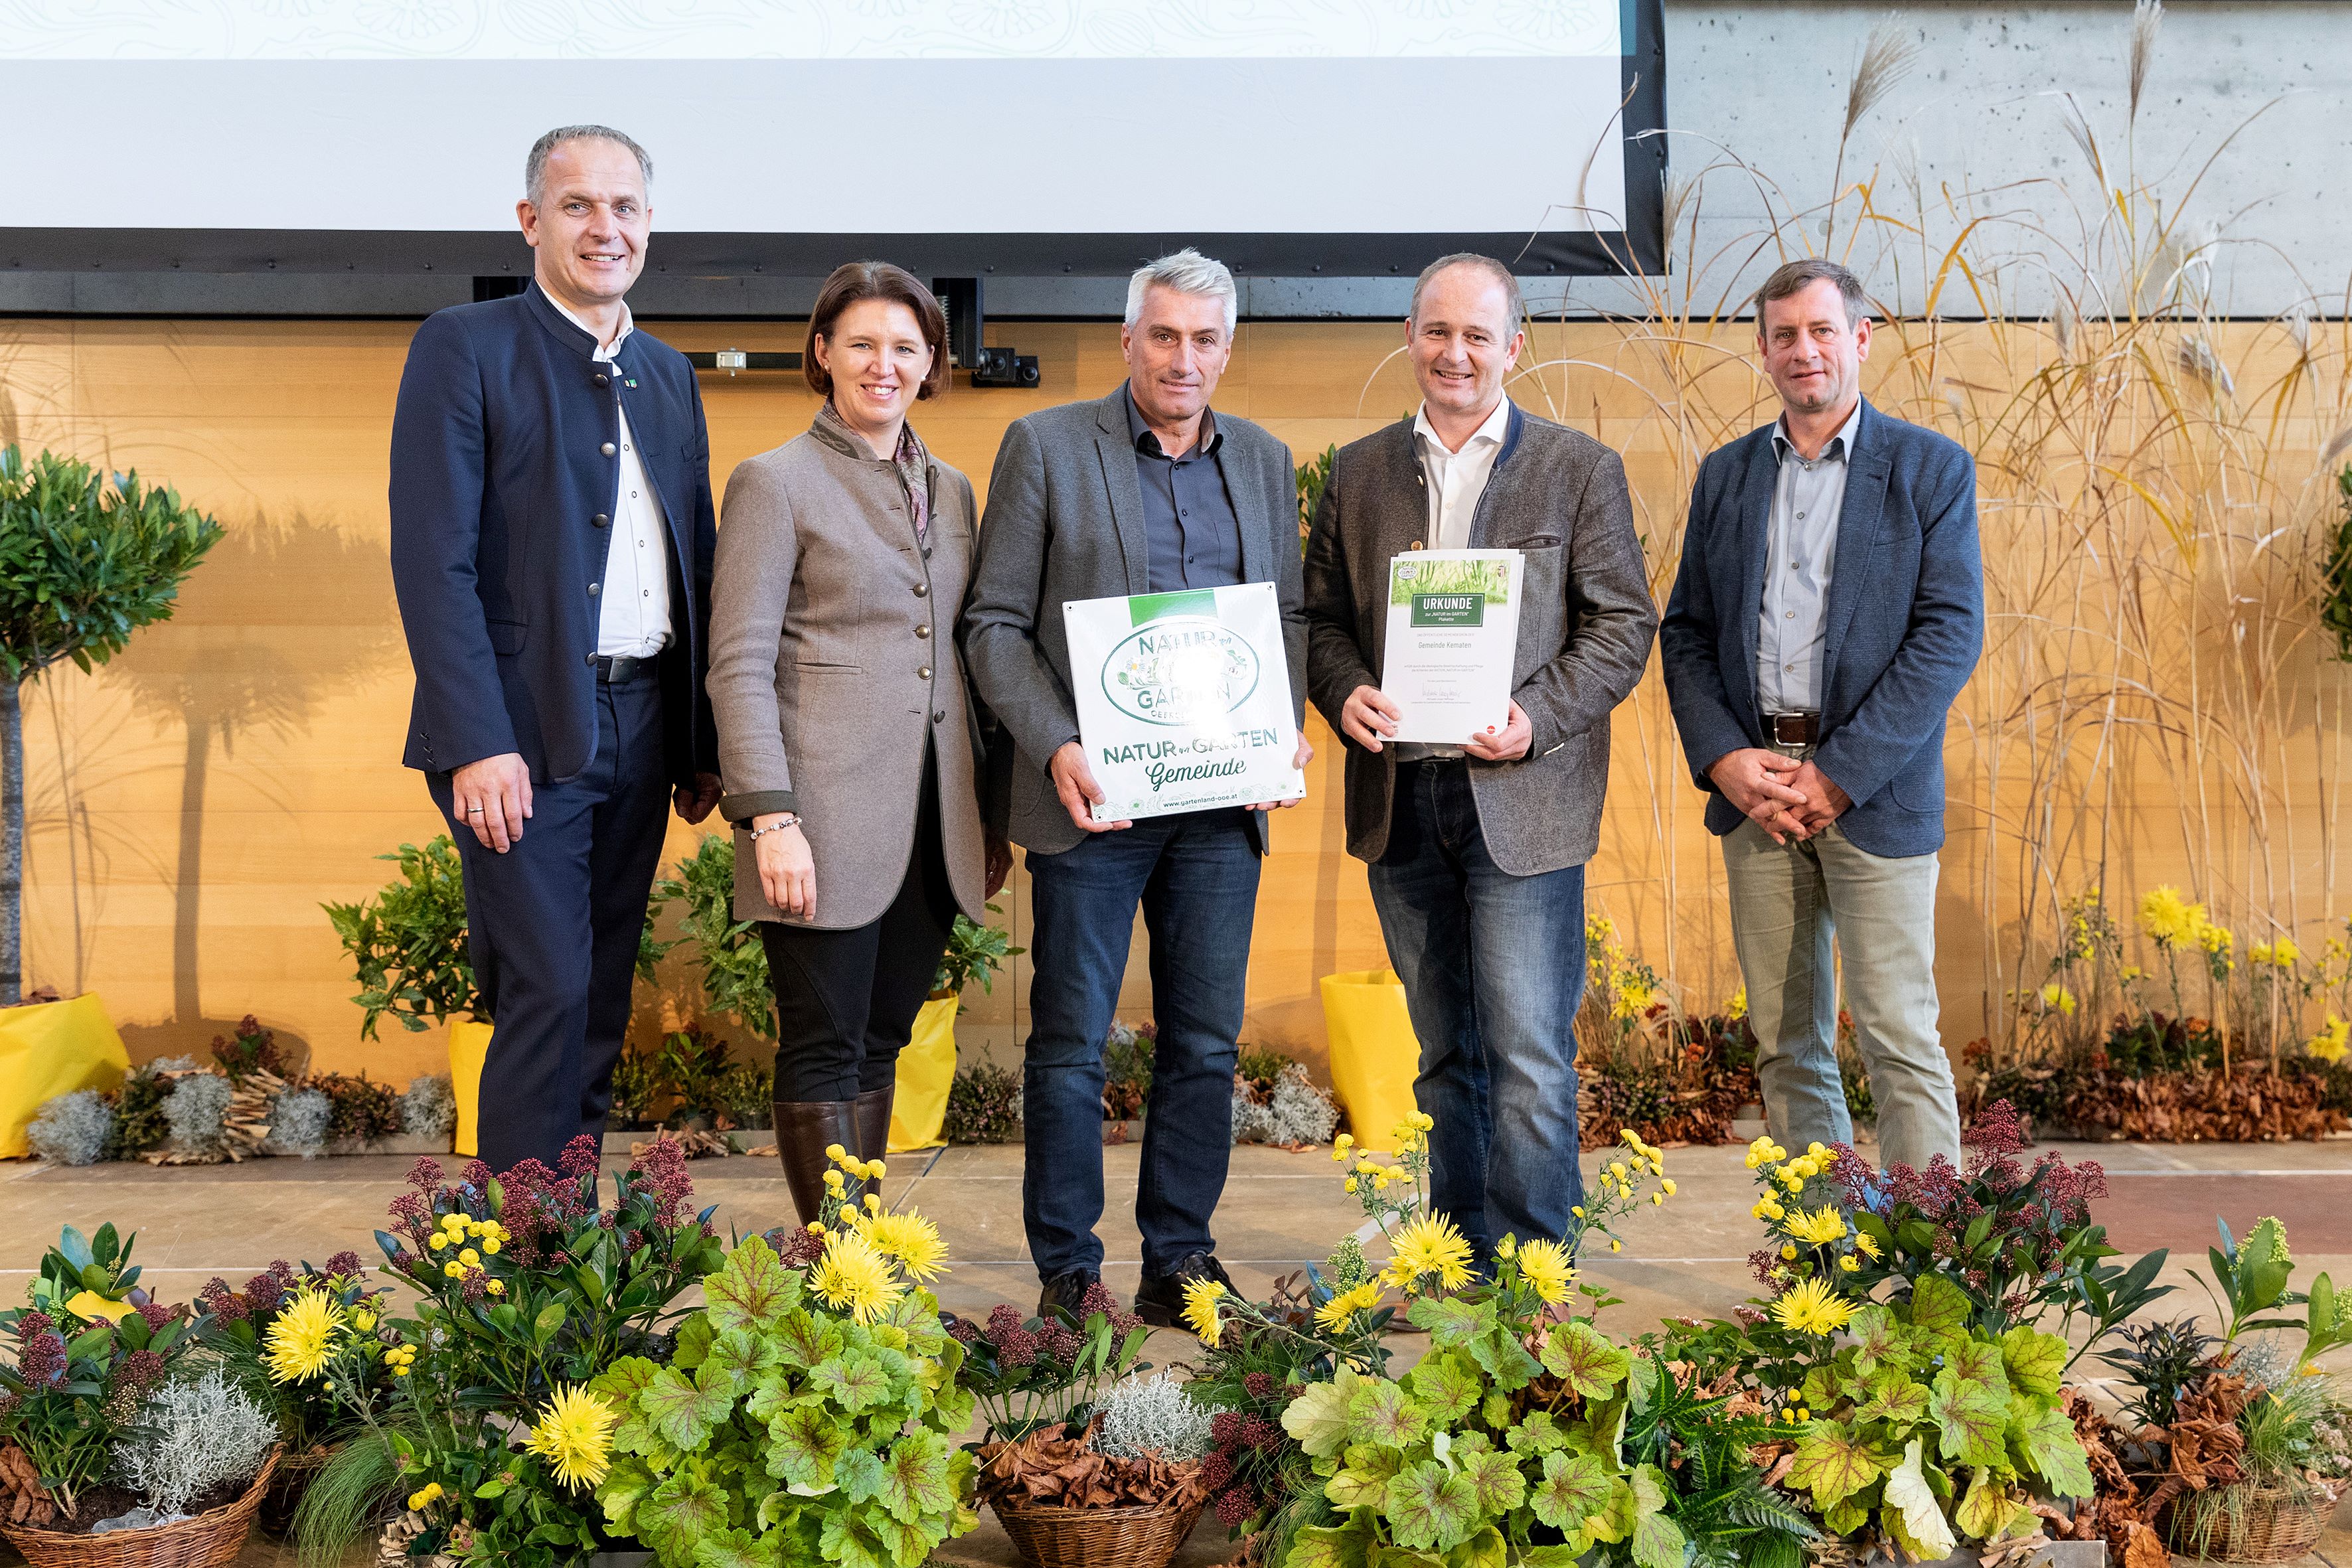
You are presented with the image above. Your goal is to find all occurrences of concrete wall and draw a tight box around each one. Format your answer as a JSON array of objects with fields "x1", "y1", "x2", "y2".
[{"x1": 5, "y1": 3, "x2": 2341, "y2": 323}]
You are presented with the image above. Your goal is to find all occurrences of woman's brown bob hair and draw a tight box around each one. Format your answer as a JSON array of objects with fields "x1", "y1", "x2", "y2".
[{"x1": 804, "y1": 261, "x2": 949, "y2": 401}]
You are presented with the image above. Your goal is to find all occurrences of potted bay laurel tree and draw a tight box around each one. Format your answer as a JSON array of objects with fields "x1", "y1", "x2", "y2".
[{"x1": 0, "y1": 448, "x2": 220, "y2": 1152}]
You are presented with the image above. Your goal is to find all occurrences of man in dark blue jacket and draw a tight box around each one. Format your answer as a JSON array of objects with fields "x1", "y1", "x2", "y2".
[
  {"x1": 1660, "y1": 258, "x2": 1982, "y2": 1171},
  {"x1": 389, "y1": 125, "x2": 720, "y2": 1168}
]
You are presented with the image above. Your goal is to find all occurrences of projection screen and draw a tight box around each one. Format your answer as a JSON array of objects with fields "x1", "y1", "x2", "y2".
[{"x1": 1, "y1": 0, "x2": 1666, "y2": 278}]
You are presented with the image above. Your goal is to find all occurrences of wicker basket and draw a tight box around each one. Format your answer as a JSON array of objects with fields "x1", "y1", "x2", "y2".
[
  {"x1": 2163, "y1": 1478, "x2": 2345, "y2": 1563},
  {"x1": 260, "y1": 1443, "x2": 339, "y2": 1534},
  {"x1": 991, "y1": 1492, "x2": 1208, "y2": 1568},
  {"x1": 1, "y1": 1449, "x2": 280, "y2": 1568}
]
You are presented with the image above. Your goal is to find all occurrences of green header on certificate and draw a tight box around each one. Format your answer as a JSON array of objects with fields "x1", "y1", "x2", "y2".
[
  {"x1": 1410, "y1": 593, "x2": 1486, "y2": 627},
  {"x1": 1389, "y1": 555, "x2": 1514, "y2": 607},
  {"x1": 1129, "y1": 589, "x2": 1219, "y2": 626}
]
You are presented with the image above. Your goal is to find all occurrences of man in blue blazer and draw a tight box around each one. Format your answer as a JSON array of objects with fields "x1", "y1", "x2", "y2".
[
  {"x1": 389, "y1": 125, "x2": 720, "y2": 1169},
  {"x1": 1660, "y1": 258, "x2": 1982, "y2": 1170}
]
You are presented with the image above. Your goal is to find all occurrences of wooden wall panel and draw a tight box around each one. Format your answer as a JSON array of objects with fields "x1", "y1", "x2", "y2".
[{"x1": 0, "y1": 314, "x2": 2337, "y2": 1093}]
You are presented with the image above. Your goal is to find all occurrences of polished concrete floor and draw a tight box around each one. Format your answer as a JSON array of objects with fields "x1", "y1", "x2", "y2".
[{"x1": 7, "y1": 1135, "x2": 2352, "y2": 1565}]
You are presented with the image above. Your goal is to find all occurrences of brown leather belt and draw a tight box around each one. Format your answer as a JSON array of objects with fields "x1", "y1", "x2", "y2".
[{"x1": 1767, "y1": 712, "x2": 1820, "y2": 745}]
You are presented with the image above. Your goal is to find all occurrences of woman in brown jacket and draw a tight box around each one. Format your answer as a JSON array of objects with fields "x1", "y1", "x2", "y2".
[{"x1": 707, "y1": 261, "x2": 1007, "y2": 1221}]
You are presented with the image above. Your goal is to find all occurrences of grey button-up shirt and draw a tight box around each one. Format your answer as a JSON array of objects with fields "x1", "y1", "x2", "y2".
[
  {"x1": 1758, "y1": 400, "x2": 1862, "y2": 714},
  {"x1": 1125, "y1": 383, "x2": 1243, "y2": 594}
]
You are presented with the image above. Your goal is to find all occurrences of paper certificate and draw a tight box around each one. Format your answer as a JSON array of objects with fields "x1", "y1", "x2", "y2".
[
  {"x1": 1063, "y1": 582, "x2": 1306, "y2": 823},
  {"x1": 1379, "y1": 550, "x2": 1524, "y2": 743}
]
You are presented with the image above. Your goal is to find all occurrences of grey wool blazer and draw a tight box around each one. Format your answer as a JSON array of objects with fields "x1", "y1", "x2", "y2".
[
  {"x1": 1302, "y1": 402, "x2": 1659, "y2": 875},
  {"x1": 707, "y1": 417, "x2": 990, "y2": 929},
  {"x1": 960, "y1": 386, "x2": 1307, "y2": 857}
]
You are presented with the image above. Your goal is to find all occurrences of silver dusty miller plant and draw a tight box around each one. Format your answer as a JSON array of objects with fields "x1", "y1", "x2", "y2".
[
  {"x1": 114, "y1": 1367, "x2": 279, "y2": 1516},
  {"x1": 266, "y1": 1085, "x2": 333, "y2": 1157},
  {"x1": 401, "y1": 1072, "x2": 457, "y2": 1144},
  {"x1": 1231, "y1": 1061, "x2": 1340, "y2": 1146},
  {"x1": 26, "y1": 1088, "x2": 112, "y2": 1165},
  {"x1": 163, "y1": 1071, "x2": 236, "y2": 1158},
  {"x1": 1091, "y1": 1373, "x2": 1223, "y2": 1462}
]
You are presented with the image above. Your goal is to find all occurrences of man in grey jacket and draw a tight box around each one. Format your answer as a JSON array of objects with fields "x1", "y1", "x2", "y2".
[
  {"x1": 1304, "y1": 254, "x2": 1656, "y2": 1259},
  {"x1": 961, "y1": 249, "x2": 1310, "y2": 1324}
]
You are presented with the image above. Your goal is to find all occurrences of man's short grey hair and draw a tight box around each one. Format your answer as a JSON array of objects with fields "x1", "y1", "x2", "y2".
[
  {"x1": 1409, "y1": 253, "x2": 1526, "y2": 340},
  {"x1": 1124, "y1": 248, "x2": 1238, "y2": 339},
  {"x1": 1754, "y1": 258, "x2": 1868, "y2": 327},
  {"x1": 525, "y1": 124, "x2": 653, "y2": 207}
]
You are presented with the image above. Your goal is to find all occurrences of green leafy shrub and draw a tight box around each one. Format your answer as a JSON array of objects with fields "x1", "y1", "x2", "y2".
[
  {"x1": 212, "y1": 1014, "x2": 289, "y2": 1079},
  {"x1": 935, "y1": 905, "x2": 1022, "y2": 1001},
  {"x1": 104, "y1": 1056, "x2": 187, "y2": 1160},
  {"x1": 323, "y1": 837, "x2": 477, "y2": 1038},
  {"x1": 307, "y1": 1069, "x2": 405, "y2": 1143},
  {"x1": 651, "y1": 835, "x2": 776, "y2": 1040}
]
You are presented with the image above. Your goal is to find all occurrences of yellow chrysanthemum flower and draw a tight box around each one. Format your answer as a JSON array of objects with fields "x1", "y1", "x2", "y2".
[
  {"x1": 2309, "y1": 1014, "x2": 2351, "y2": 1065},
  {"x1": 1779, "y1": 1244, "x2": 1798, "y2": 1261},
  {"x1": 2140, "y1": 885, "x2": 2203, "y2": 947},
  {"x1": 1495, "y1": 1234, "x2": 1518, "y2": 1260},
  {"x1": 428, "y1": 1233, "x2": 448, "y2": 1251},
  {"x1": 1182, "y1": 1277, "x2": 1225, "y2": 1344},
  {"x1": 1725, "y1": 984, "x2": 1748, "y2": 1022},
  {"x1": 1384, "y1": 1214, "x2": 1474, "y2": 1292},
  {"x1": 2039, "y1": 982, "x2": 2077, "y2": 1016},
  {"x1": 457, "y1": 1249, "x2": 479, "y2": 1267},
  {"x1": 1784, "y1": 1206, "x2": 1849, "y2": 1247},
  {"x1": 1840, "y1": 1255, "x2": 1861, "y2": 1272},
  {"x1": 526, "y1": 1384, "x2": 617, "y2": 1490},
  {"x1": 1853, "y1": 1230, "x2": 1882, "y2": 1260},
  {"x1": 1314, "y1": 1281, "x2": 1384, "y2": 1331},
  {"x1": 407, "y1": 1483, "x2": 443, "y2": 1512},
  {"x1": 1769, "y1": 1275, "x2": 1856, "y2": 1336},
  {"x1": 809, "y1": 1229, "x2": 903, "y2": 1324},
  {"x1": 855, "y1": 1209, "x2": 948, "y2": 1283},
  {"x1": 265, "y1": 1291, "x2": 343, "y2": 1383},
  {"x1": 1516, "y1": 1239, "x2": 1574, "y2": 1306},
  {"x1": 1660, "y1": 1179, "x2": 1677, "y2": 1197},
  {"x1": 486, "y1": 1279, "x2": 505, "y2": 1296}
]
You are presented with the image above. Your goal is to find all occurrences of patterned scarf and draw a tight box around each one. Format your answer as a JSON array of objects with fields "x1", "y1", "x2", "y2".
[{"x1": 818, "y1": 401, "x2": 929, "y2": 542}]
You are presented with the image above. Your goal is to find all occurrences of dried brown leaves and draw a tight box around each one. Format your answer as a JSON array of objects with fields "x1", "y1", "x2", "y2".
[
  {"x1": 0, "y1": 1443, "x2": 56, "y2": 1528},
  {"x1": 2051, "y1": 1065, "x2": 2347, "y2": 1142},
  {"x1": 975, "y1": 1423, "x2": 1209, "y2": 1513}
]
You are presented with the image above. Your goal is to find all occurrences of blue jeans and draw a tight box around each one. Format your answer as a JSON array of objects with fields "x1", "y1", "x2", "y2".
[
  {"x1": 1368, "y1": 760, "x2": 1587, "y2": 1257},
  {"x1": 1022, "y1": 808, "x2": 1261, "y2": 1280}
]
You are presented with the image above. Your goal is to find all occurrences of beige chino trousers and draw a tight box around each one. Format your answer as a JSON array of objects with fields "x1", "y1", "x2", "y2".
[{"x1": 1720, "y1": 766, "x2": 1962, "y2": 1170}]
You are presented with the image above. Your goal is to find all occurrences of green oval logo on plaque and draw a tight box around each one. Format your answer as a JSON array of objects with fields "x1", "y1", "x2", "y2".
[{"x1": 1101, "y1": 615, "x2": 1261, "y2": 728}]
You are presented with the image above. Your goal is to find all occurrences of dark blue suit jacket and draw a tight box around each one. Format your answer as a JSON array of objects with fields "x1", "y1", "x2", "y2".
[
  {"x1": 1660, "y1": 398, "x2": 1982, "y2": 858},
  {"x1": 389, "y1": 283, "x2": 717, "y2": 785}
]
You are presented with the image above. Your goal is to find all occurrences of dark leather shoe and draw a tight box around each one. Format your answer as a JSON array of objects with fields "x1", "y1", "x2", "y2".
[
  {"x1": 1134, "y1": 1251, "x2": 1235, "y2": 1328},
  {"x1": 1038, "y1": 1266, "x2": 1101, "y2": 1322},
  {"x1": 772, "y1": 1099, "x2": 858, "y2": 1227}
]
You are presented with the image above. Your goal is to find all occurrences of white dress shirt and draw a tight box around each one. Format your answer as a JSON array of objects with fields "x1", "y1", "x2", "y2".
[
  {"x1": 549, "y1": 297, "x2": 674, "y2": 660},
  {"x1": 1399, "y1": 397, "x2": 1512, "y2": 759},
  {"x1": 1413, "y1": 396, "x2": 1512, "y2": 550},
  {"x1": 1757, "y1": 400, "x2": 1862, "y2": 715}
]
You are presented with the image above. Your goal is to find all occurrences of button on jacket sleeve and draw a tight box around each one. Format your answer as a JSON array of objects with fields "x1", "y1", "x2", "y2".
[{"x1": 388, "y1": 311, "x2": 518, "y2": 772}]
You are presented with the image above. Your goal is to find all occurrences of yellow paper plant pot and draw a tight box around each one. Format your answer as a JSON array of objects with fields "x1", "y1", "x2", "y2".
[
  {"x1": 448, "y1": 1018, "x2": 493, "y2": 1158},
  {"x1": 890, "y1": 996, "x2": 959, "y2": 1152},
  {"x1": 1318, "y1": 969, "x2": 1423, "y2": 1154},
  {"x1": 0, "y1": 993, "x2": 129, "y2": 1158}
]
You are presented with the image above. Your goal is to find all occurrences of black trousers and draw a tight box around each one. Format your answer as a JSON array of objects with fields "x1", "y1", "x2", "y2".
[
  {"x1": 759, "y1": 761, "x2": 957, "y2": 1102},
  {"x1": 430, "y1": 672, "x2": 670, "y2": 1172}
]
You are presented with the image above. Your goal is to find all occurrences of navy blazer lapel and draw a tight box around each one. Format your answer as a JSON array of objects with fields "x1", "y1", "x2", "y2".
[
  {"x1": 1820, "y1": 400, "x2": 1891, "y2": 699},
  {"x1": 1731, "y1": 428, "x2": 1779, "y2": 720},
  {"x1": 1092, "y1": 391, "x2": 1151, "y2": 595}
]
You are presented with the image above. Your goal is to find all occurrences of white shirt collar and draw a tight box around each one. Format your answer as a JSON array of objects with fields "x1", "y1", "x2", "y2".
[
  {"x1": 1772, "y1": 399, "x2": 1863, "y2": 465},
  {"x1": 545, "y1": 291, "x2": 635, "y2": 360},
  {"x1": 1413, "y1": 395, "x2": 1511, "y2": 457}
]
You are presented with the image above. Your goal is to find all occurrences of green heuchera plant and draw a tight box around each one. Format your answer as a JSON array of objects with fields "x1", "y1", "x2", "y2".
[
  {"x1": 1279, "y1": 1301, "x2": 1687, "y2": 1568},
  {"x1": 1770, "y1": 1285, "x2": 2093, "y2": 1558},
  {"x1": 589, "y1": 1237, "x2": 977, "y2": 1568}
]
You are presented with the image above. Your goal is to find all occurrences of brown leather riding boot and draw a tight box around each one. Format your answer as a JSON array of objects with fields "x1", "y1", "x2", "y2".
[
  {"x1": 772, "y1": 1099, "x2": 859, "y2": 1227},
  {"x1": 854, "y1": 1084, "x2": 896, "y2": 1186}
]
